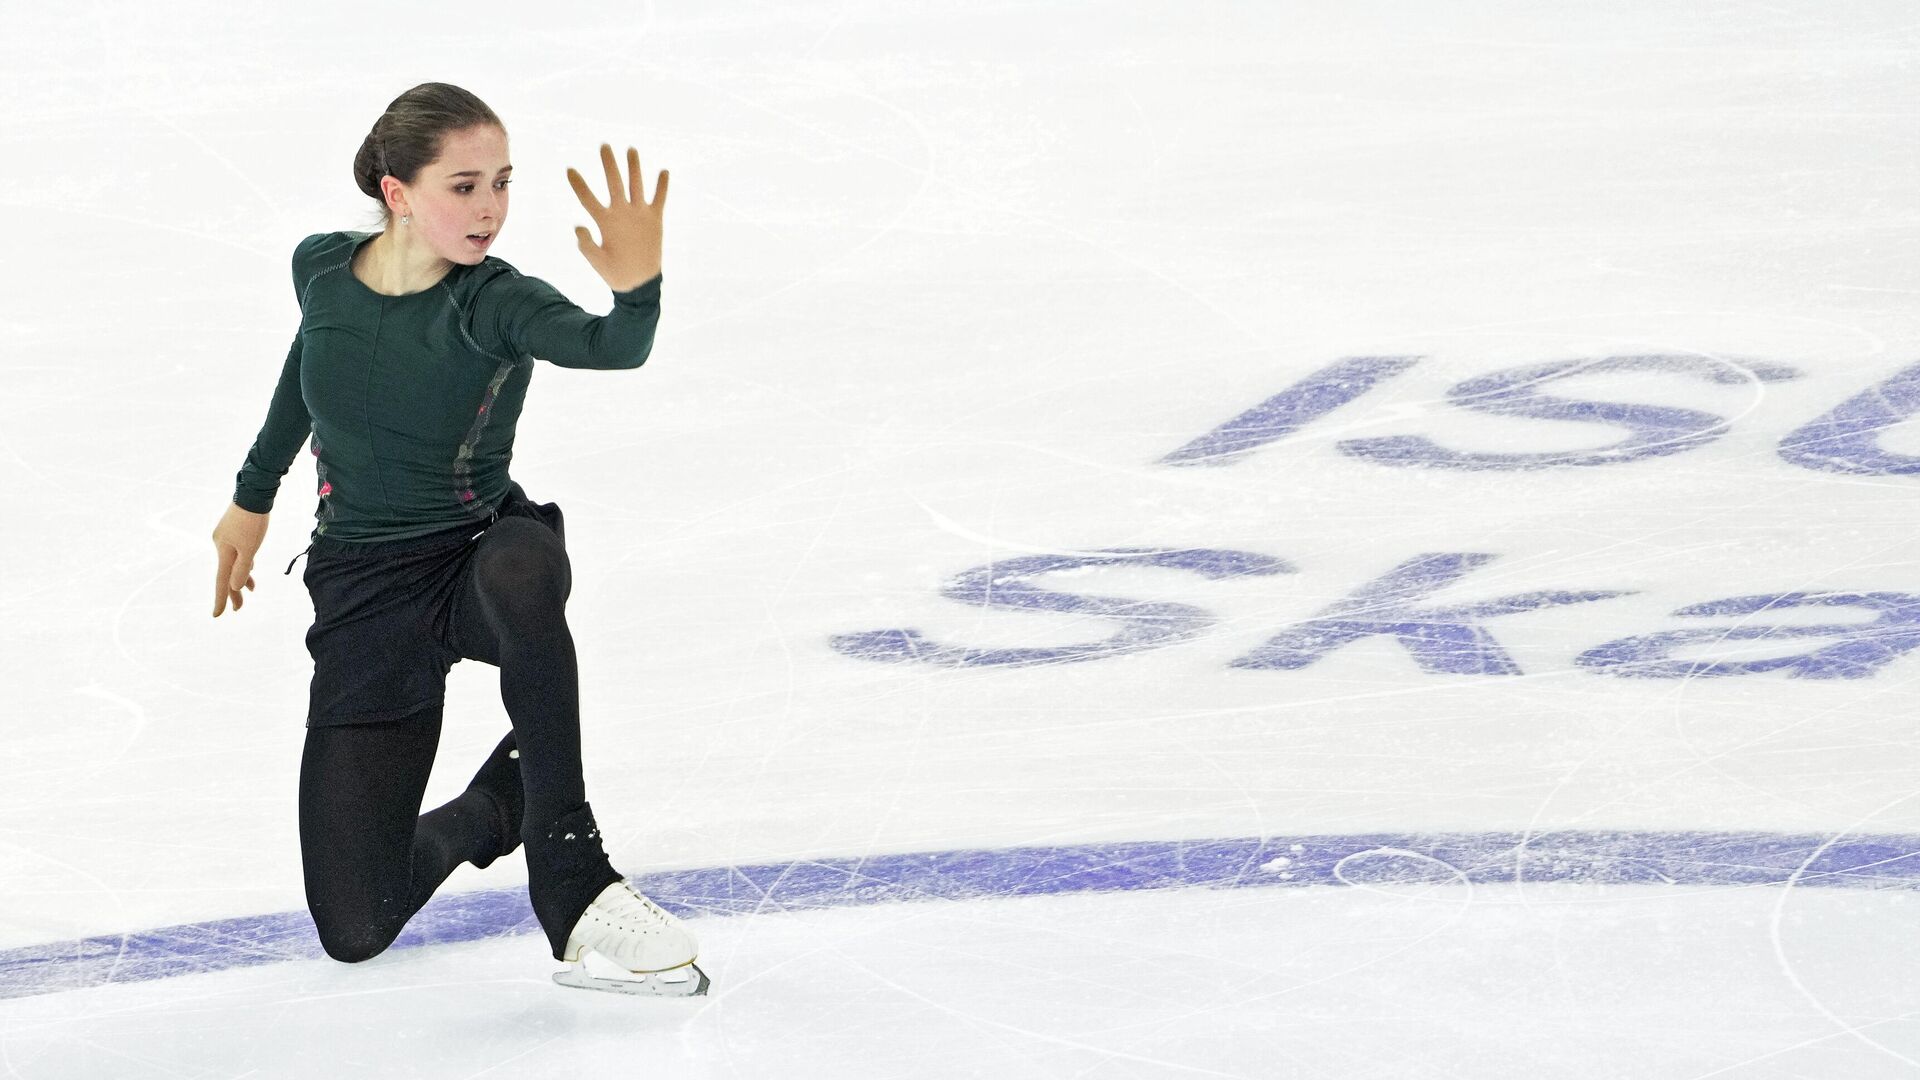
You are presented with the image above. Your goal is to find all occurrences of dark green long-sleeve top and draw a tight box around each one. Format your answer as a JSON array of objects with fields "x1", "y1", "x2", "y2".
[{"x1": 233, "y1": 230, "x2": 662, "y2": 543}]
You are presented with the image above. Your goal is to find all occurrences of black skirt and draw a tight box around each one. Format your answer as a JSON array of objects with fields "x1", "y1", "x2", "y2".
[{"x1": 298, "y1": 481, "x2": 566, "y2": 727}]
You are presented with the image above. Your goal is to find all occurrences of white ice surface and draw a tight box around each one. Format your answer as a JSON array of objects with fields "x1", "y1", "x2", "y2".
[
  {"x1": 2, "y1": 0, "x2": 1918, "y2": 1076},
  {"x1": 3, "y1": 886, "x2": 1919, "y2": 1079}
]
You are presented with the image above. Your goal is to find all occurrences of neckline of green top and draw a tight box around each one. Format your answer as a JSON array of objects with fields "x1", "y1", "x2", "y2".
[{"x1": 345, "y1": 231, "x2": 462, "y2": 299}]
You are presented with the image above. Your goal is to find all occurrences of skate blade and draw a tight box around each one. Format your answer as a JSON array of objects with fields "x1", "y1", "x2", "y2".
[{"x1": 552, "y1": 958, "x2": 710, "y2": 998}]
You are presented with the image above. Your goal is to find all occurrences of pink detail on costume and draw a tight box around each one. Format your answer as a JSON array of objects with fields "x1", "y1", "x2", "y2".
[
  {"x1": 460, "y1": 489, "x2": 475, "y2": 502},
  {"x1": 319, "y1": 481, "x2": 332, "y2": 496}
]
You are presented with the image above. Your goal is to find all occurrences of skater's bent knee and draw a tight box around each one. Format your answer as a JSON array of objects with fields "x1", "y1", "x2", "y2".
[
  {"x1": 316, "y1": 923, "x2": 399, "y2": 964},
  {"x1": 475, "y1": 524, "x2": 570, "y2": 608}
]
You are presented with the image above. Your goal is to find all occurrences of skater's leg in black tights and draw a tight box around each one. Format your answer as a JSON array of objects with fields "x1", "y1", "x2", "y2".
[
  {"x1": 448, "y1": 516, "x2": 587, "y2": 828},
  {"x1": 297, "y1": 704, "x2": 502, "y2": 963},
  {"x1": 448, "y1": 515, "x2": 623, "y2": 959}
]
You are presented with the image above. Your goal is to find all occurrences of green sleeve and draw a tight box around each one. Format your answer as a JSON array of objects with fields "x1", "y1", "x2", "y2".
[
  {"x1": 232, "y1": 332, "x2": 311, "y2": 513},
  {"x1": 232, "y1": 238, "x2": 318, "y2": 513},
  {"x1": 483, "y1": 270, "x2": 662, "y2": 370}
]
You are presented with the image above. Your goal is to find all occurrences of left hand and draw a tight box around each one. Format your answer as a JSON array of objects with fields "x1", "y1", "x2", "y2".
[{"x1": 567, "y1": 143, "x2": 668, "y2": 291}]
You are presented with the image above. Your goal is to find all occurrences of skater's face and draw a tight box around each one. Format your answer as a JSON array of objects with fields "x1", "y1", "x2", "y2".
[{"x1": 383, "y1": 124, "x2": 511, "y2": 264}]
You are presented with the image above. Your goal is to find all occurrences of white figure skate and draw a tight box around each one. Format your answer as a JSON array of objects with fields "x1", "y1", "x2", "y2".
[{"x1": 551, "y1": 880, "x2": 709, "y2": 997}]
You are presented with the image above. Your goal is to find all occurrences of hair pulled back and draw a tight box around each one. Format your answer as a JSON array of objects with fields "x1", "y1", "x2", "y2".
[{"x1": 353, "y1": 82, "x2": 504, "y2": 228}]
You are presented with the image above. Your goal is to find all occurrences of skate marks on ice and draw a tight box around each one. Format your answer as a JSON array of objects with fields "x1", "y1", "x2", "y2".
[{"x1": 2, "y1": 829, "x2": 1915, "y2": 1001}]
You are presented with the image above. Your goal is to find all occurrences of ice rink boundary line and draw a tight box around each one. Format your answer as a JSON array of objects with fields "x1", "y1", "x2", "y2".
[{"x1": 3, "y1": 829, "x2": 1916, "y2": 1002}]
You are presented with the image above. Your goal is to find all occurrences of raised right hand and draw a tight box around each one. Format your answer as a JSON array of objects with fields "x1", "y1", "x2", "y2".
[
  {"x1": 212, "y1": 502, "x2": 270, "y2": 617},
  {"x1": 567, "y1": 143, "x2": 667, "y2": 292}
]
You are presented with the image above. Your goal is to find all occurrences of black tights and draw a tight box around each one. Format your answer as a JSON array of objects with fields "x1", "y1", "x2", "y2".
[{"x1": 298, "y1": 515, "x2": 617, "y2": 963}]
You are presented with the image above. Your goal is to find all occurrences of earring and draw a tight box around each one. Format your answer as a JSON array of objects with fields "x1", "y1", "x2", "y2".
[{"x1": 400, "y1": 214, "x2": 411, "y2": 226}]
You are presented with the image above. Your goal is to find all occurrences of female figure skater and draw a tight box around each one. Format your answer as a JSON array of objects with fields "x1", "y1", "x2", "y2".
[{"x1": 208, "y1": 82, "x2": 703, "y2": 996}]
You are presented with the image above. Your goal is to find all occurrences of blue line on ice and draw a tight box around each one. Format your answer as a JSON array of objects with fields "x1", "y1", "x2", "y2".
[{"x1": 3, "y1": 830, "x2": 1915, "y2": 1001}]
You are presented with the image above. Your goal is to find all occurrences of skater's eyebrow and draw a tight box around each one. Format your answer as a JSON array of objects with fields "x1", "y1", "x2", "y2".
[{"x1": 447, "y1": 165, "x2": 514, "y2": 179}]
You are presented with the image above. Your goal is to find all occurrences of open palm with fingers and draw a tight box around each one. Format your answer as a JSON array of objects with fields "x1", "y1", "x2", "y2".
[{"x1": 568, "y1": 143, "x2": 668, "y2": 292}]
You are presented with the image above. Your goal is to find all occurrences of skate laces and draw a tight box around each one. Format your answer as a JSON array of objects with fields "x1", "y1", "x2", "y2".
[{"x1": 594, "y1": 881, "x2": 678, "y2": 931}]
